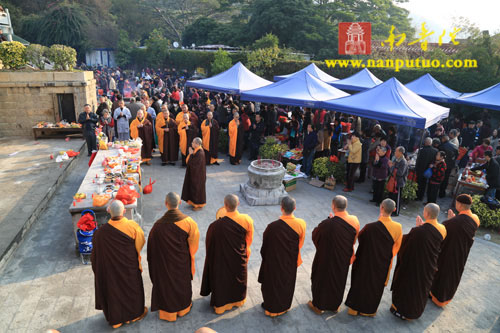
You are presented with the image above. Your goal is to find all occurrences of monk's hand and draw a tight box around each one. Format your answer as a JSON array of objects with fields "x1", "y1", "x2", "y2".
[
  {"x1": 416, "y1": 215, "x2": 424, "y2": 227},
  {"x1": 447, "y1": 209, "x2": 456, "y2": 219},
  {"x1": 165, "y1": 128, "x2": 169, "y2": 132},
  {"x1": 189, "y1": 147, "x2": 194, "y2": 154},
  {"x1": 328, "y1": 212, "x2": 334, "y2": 218}
]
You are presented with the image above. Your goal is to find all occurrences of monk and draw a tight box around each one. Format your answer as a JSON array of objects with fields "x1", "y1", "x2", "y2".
[
  {"x1": 391, "y1": 203, "x2": 447, "y2": 320},
  {"x1": 178, "y1": 113, "x2": 198, "y2": 167},
  {"x1": 228, "y1": 112, "x2": 244, "y2": 165},
  {"x1": 308, "y1": 195, "x2": 360, "y2": 314},
  {"x1": 430, "y1": 194, "x2": 480, "y2": 307},
  {"x1": 201, "y1": 194, "x2": 254, "y2": 315},
  {"x1": 345, "y1": 199, "x2": 403, "y2": 317},
  {"x1": 148, "y1": 192, "x2": 200, "y2": 322},
  {"x1": 91, "y1": 200, "x2": 147, "y2": 329},
  {"x1": 259, "y1": 196, "x2": 307, "y2": 317},
  {"x1": 156, "y1": 105, "x2": 179, "y2": 166},
  {"x1": 175, "y1": 102, "x2": 199, "y2": 128},
  {"x1": 181, "y1": 137, "x2": 206, "y2": 210},
  {"x1": 130, "y1": 108, "x2": 154, "y2": 165},
  {"x1": 201, "y1": 111, "x2": 220, "y2": 165}
]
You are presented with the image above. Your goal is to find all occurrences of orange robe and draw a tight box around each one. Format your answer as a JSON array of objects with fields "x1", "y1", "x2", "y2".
[
  {"x1": 201, "y1": 118, "x2": 219, "y2": 164},
  {"x1": 178, "y1": 120, "x2": 191, "y2": 156},
  {"x1": 228, "y1": 119, "x2": 238, "y2": 157}
]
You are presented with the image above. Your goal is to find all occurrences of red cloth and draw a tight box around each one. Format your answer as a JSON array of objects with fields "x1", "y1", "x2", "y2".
[
  {"x1": 341, "y1": 122, "x2": 351, "y2": 133},
  {"x1": 241, "y1": 113, "x2": 251, "y2": 131},
  {"x1": 116, "y1": 186, "x2": 140, "y2": 205},
  {"x1": 77, "y1": 213, "x2": 96, "y2": 232}
]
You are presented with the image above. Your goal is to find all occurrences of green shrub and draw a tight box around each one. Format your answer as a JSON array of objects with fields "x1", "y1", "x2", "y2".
[
  {"x1": 25, "y1": 44, "x2": 48, "y2": 69},
  {"x1": 312, "y1": 157, "x2": 346, "y2": 182},
  {"x1": 46, "y1": 44, "x2": 77, "y2": 70},
  {"x1": 218, "y1": 129, "x2": 228, "y2": 153},
  {"x1": 211, "y1": 49, "x2": 232, "y2": 75},
  {"x1": 258, "y1": 138, "x2": 288, "y2": 160},
  {"x1": 401, "y1": 180, "x2": 418, "y2": 202},
  {"x1": 471, "y1": 195, "x2": 500, "y2": 229},
  {"x1": 0, "y1": 41, "x2": 27, "y2": 69}
]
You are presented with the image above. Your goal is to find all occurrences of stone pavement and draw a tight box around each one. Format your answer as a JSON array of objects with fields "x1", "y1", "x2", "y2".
[
  {"x1": 0, "y1": 137, "x2": 85, "y2": 270},
  {"x1": 0, "y1": 152, "x2": 499, "y2": 333}
]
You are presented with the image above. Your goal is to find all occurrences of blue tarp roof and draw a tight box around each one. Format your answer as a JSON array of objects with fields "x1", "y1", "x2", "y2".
[
  {"x1": 273, "y1": 63, "x2": 338, "y2": 83},
  {"x1": 320, "y1": 77, "x2": 449, "y2": 129},
  {"x1": 454, "y1": 82, "x2": 500, "y2": 111},
  {"x1": 241, "y1": 71, "x2": 349, "y2": 108},
  {"x1": 329, "y1": 68, "x2": 383, "y2": 91},
  {"x1": 405, "y1": 73, "x2": 461, "y2": 103},
  {"x1": 185, "y1": 61, "x2": 272, "y2": 94}
]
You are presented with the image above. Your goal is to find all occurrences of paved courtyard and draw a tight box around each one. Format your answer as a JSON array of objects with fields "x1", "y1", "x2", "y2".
[{"x1": 0, "y1": 152, "x2": 499, "y2": 332}]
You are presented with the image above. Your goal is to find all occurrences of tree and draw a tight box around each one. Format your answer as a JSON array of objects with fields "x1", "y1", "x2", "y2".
[
  {"x1": 211, "y1": 48, "x2": 232, "y2": 74},
  {"x1": 46, "y1": 44, "x2": 77, "y2": 70},
  {"x1": 0, "y1": 41, "x2": 27, "y2": 69},
  {"x1": 25, "y1": 44, "x2": 48, "y2": 69},
  {"x1": 115, "y1": 30, "x2": 135, "y2": 68},
  {"x1": 182, "y1": 17, "x2": 220, "y2": 47},
  {"x1": 247, "y1": 46, "x2": 281, "y2": 77},
  {"x1": 251, "y1": 33, "x2": 279, "y2": 50},
  {"x1": 145, "y1": 29, "x2": 169, "y2": 68}
]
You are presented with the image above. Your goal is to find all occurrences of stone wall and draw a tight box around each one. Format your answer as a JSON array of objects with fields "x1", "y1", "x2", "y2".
[{"x1": 0, "y1": 71, "x2": 97, "y2": 137}]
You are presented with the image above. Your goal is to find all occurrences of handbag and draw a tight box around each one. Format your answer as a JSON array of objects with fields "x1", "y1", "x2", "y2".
[
  {"x1": 423, "y1": 167, "x2": 433, "y2": 179},
  {"x1": 386, "y1": 169, "x2": 398, "y2": 193}
]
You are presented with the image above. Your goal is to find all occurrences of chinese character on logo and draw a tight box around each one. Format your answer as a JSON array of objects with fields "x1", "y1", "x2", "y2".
[
  {"x1": 338, "y1": 22, "x2": 371, "y2": 55},
  {"x1": 381, "y1": 25, "x2": 406, "y2": 51},
  {"x1": 408, "y1": 22, "x2": 434, "y2": 51}
]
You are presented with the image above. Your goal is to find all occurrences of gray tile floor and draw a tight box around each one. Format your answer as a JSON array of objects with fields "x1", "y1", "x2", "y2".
[{"x1": 0, "y1": 153, "x2": 499, "y2": 332}]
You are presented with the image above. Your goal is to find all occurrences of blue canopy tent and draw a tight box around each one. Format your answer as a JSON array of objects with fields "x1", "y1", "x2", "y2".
[
  {"x1": 273, "y1": 63, "x2": 338, "y2": 83},
  {"x1": 320, "y1": 77, "x2": 449, "y2": 129},
  {"x1": 329, "y1": 68, "x2": 383, "y2": 91},
  {"x1": 453, "y1": 82, "x2": 500, "y2": 111},
  {"x1": 241, "y1": 71, "x2": 349, "y2": 108},
  {"x1": 185, "y1": 62, "x2": 272, "y2": 94},
  {"x1": 405, "y1": 73, "x2": 461, "y2": 103}
]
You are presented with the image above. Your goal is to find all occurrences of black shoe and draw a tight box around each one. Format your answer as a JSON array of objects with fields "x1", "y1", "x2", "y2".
[
  {"x1": 214, "y1": 161, "x2": 220, "y2": 165},
  {"x1": 162, "y1": 162, "x2": 167, "y2": 166}
]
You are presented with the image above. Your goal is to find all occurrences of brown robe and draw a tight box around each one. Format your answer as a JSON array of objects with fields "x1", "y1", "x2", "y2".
[
  {"x1": 345, "y1": 221, "x2": 394, "y2": 314},
  {"x1": 430, "y1": 214, "x2": 478, "y2": 304},
  {"x1": 258, "y1": 219, "x2": 299, "y2": 314},
  {"x1": 159, "y1": 117, "x2": 179, "y2": 162},
  {"x1": 147, "y1": 209, "x2": 192, "y2": 313},
  {"x1": 230, "y1": 122, "x2": 245, "y2": 165},
  {"x1": 181, "y1": 148, "x2": 206, "y2": 206},
  {"x1": 311, "y1": 216, "x2": 357, "y2": 312},
  {"x1": 391, "y1": 223, "x2": 444, "y2": 319},
  {"x1": 202, "y1": 118, "x2": 220, "y2": 164},
  {"x1": 200, "y1": 216, "x2": 248, "y2": 307},
  {"x1": 138, "y1": 120, "x2": 153, "y2": 159},
  {"x1": 91, "y1": 223, "x2": 145, "y2": 326}
]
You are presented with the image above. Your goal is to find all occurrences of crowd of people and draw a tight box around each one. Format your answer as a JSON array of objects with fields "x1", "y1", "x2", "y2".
[{"x1": 91, "y1": 193, "x2": 480, "y2": 328}]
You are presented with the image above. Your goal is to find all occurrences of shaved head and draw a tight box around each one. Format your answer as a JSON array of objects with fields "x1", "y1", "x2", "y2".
[
  {"x1": 332, "y1": 195, "x2": 347, "y2": 211},
  {"x1": 109, "y1": 200, "x2": 125, "y2": 217},
  {"x1": 381, "y1": 199, "x2": 396, "y2": 215},
  {"x1": 224, "y1": 194, "x2": 239, "y2": 212},
  {"x1": 424, "y1": 203, "x2": 440, "y2": 220},
  {"x1": 165, "y1": 192, "x2": 180, "y2": 209},
  {"x1": 281, "y1": 196, "x2": 296, "y2": 215}
]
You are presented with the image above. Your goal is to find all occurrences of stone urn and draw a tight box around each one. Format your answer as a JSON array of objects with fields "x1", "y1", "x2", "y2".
[{"x1": 240, "y1": 159, "x2": 288, "y2": 206}]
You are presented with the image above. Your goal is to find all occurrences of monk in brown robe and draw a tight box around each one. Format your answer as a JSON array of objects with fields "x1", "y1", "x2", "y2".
[
  {"x1": 201, "y1": 111, "x2": 220, "y2": 165},
  {"x1": 201, "y1": 194, "x2": 254, "y2": 314},
  {"x1": 345, "y1": 199, "x2": 403, "y2": 317},
  {"x1": 391, "y1": 203, "x2": 447, "y2": 320},
  {"x1": 308, "y1": 195, "x2": 360, "y2": 314},
  {"x1": 130, "y1": 109, "x2": 154, "y2": 165},
  {"x1": 430, "y1": 194, "x2": 480, "y2": 307},
  {"x1": 175, "y1": 102, "x2": 199, "y2": 128},
  {"x1": 91, "y1": 200, "x2": 147, "y2": 329},
  {"x1": 181, "y1": 137, "x2": 206, "y2": 210},
  {"x1": 229, "y1": 113, "x2": 244, "y2": 165},
  {"x1": 259, "y1": 196, "x2": 307, "y2": 317},
  {"x1": 147, "y1": 192, "x2": 200, "y2": 322},
  {"x1": 178, "y1": 113, "x2": 198, "y2": 167},
  {"x1": 156, "y1": 105, "x2": 179, "y2": 166}
]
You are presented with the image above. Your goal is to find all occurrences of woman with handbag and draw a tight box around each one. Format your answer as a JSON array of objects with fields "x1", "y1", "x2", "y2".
[{"x1": 387, "y1": 147, "x2": 408, "y2": 216}]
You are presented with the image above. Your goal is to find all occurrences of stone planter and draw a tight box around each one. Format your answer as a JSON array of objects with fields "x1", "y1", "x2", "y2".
[{"x1": 240, "y1": 159, "x2": 287, "y2": 206}]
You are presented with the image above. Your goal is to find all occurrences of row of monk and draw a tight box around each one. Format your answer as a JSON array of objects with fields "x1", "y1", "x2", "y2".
[{"x1": 90, "y1": 192, "x2": 480, "y2": 328}]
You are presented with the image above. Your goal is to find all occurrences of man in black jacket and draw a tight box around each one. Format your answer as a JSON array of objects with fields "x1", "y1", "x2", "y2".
[
  {"x1": 439, "y1": 135, "x2": 458, "y2": 197},
  {"x1": 78, "y1": 104, "x2": 99, "y2": 156},
  {"x1": 416, "y1": 137, "x2": 438, "y2": 200},
  {"x1": 461, "y1": 121, "x2": 476, "y2": 149},
  {"x1": 472, "y1": 151, "x2": 500, "y2": 200},
  {"x1": 301, "y1": 124, "x2": 318, "y2": 177},
  {"x1": 249, "y1": 114, "x2": 265, "y2": 160}
]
